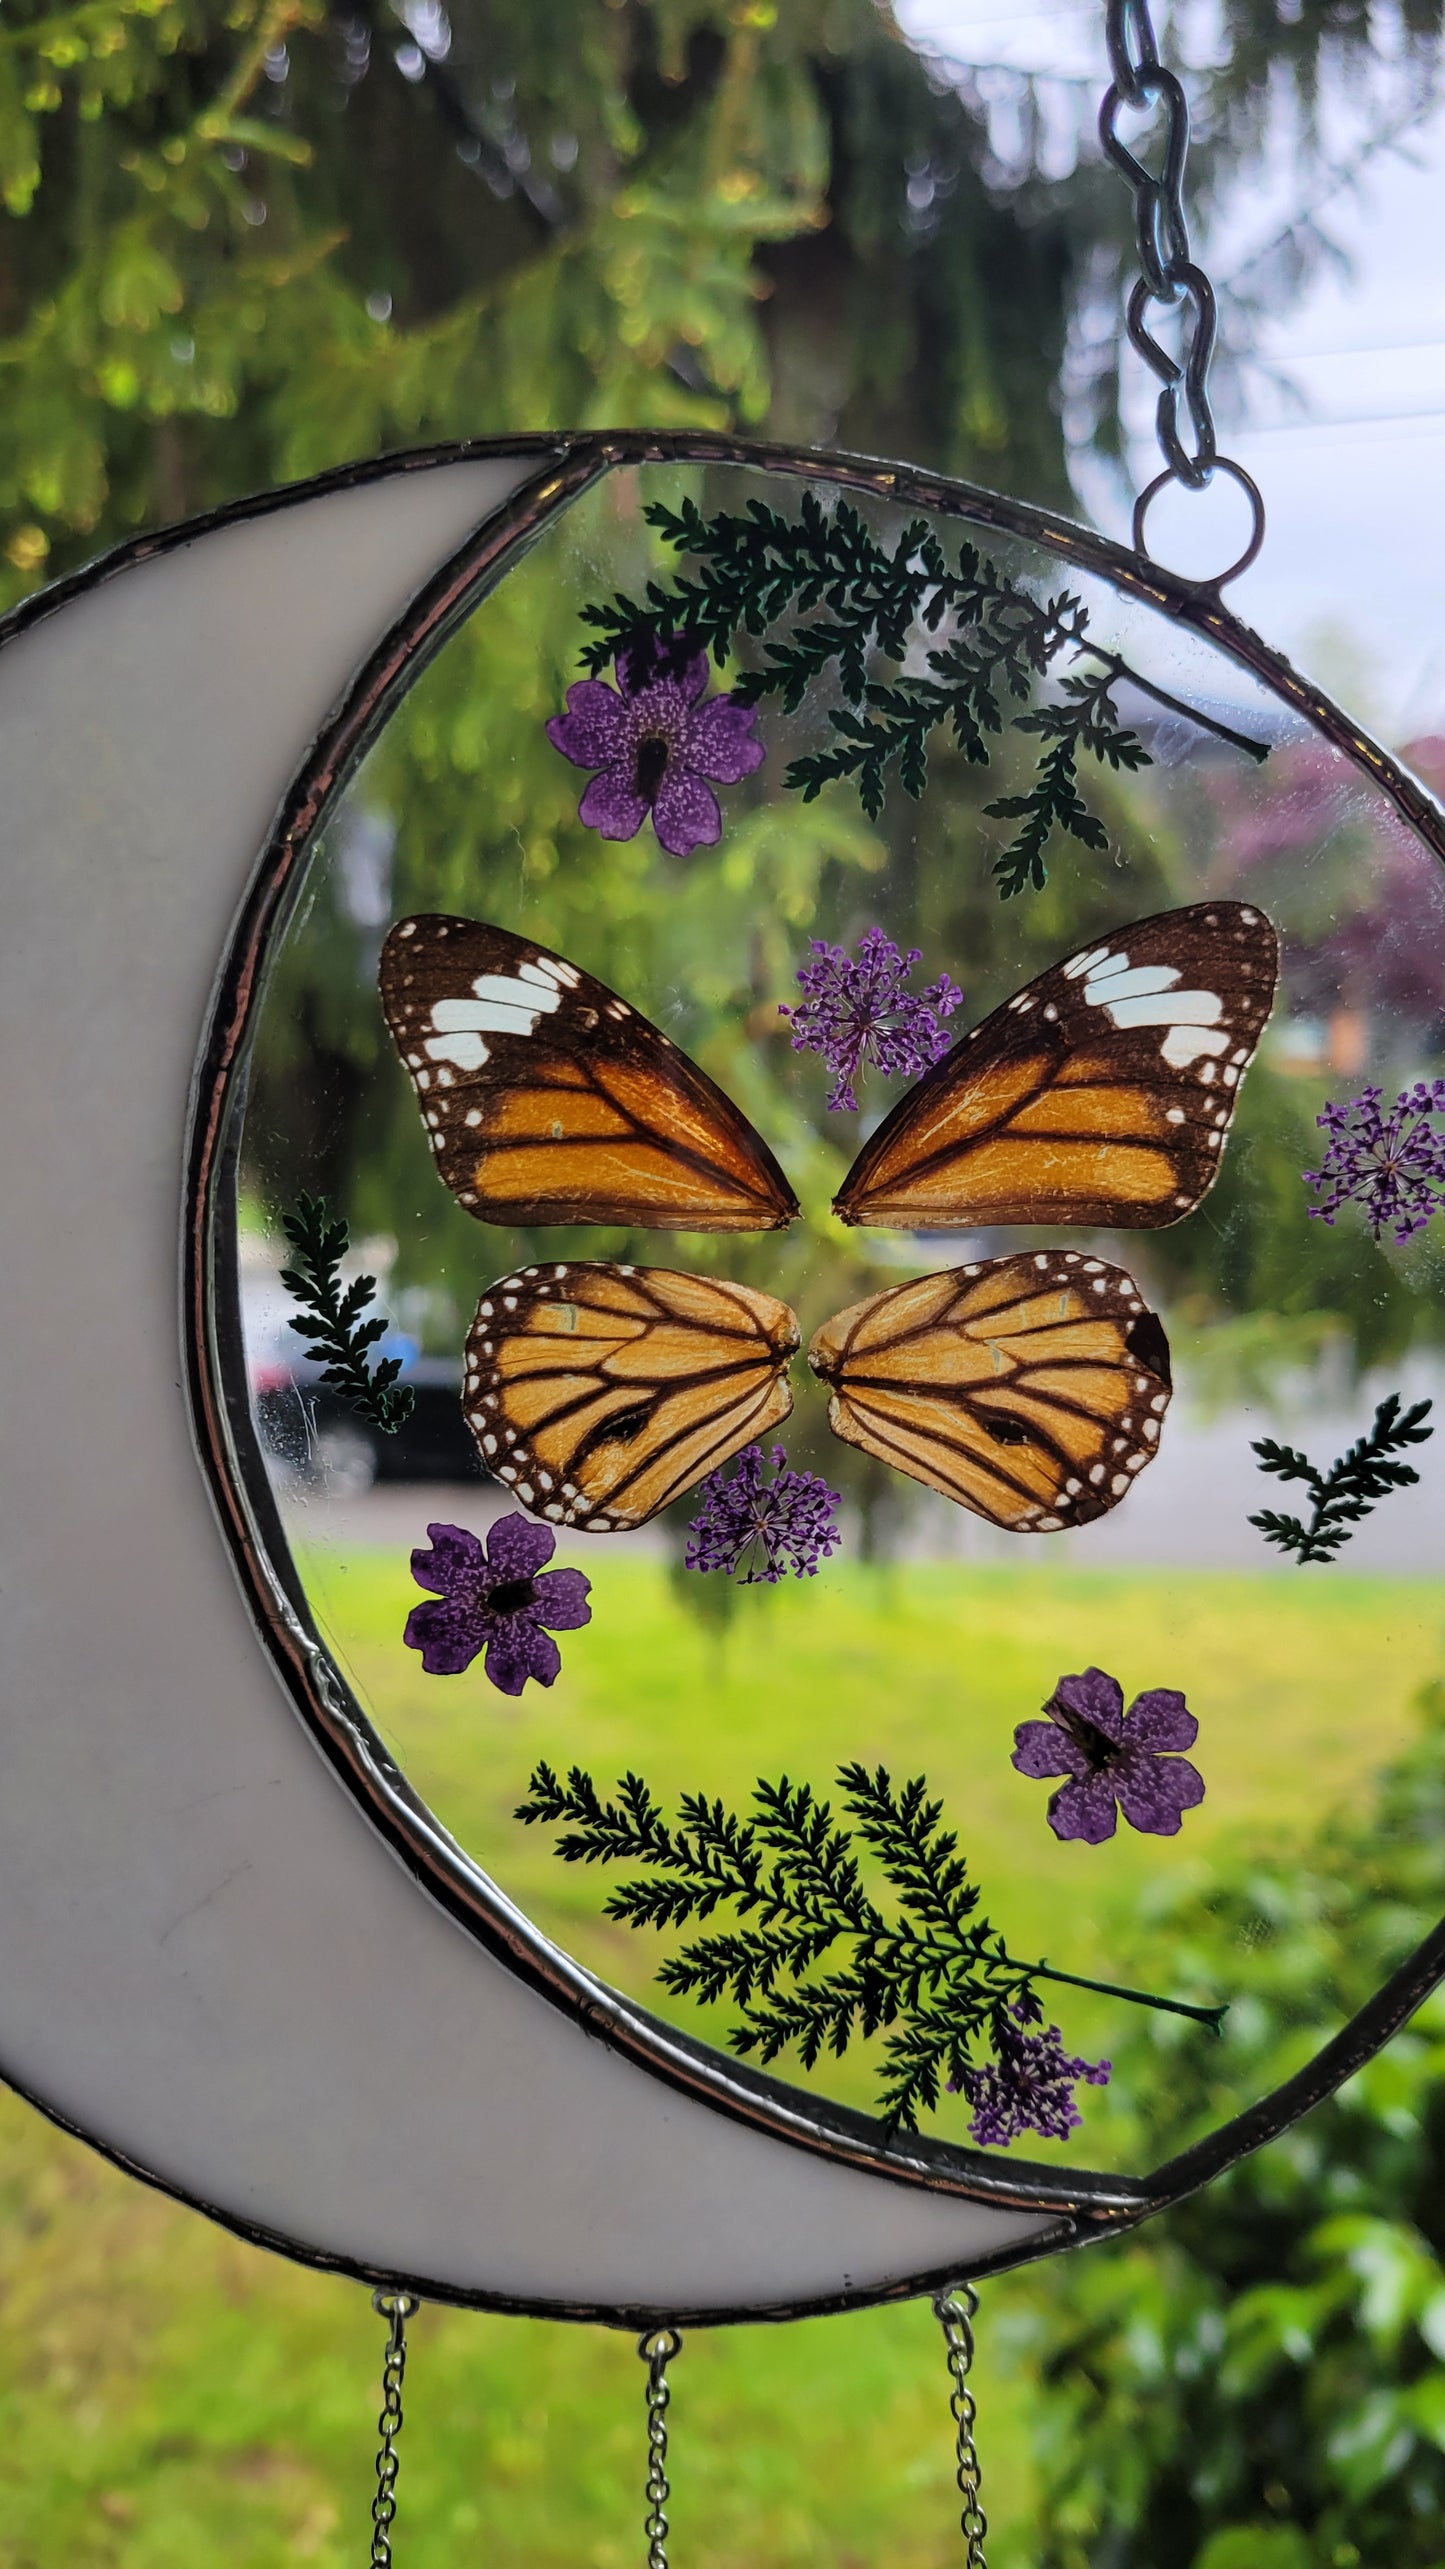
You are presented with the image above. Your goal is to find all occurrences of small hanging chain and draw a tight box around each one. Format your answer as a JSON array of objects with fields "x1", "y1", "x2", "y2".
[
  {"x1": 370, "y1": 2288, "x2": 420, "y2": 2568},
  {"x1": 1099, "y1": 0, "x2": 1264, "y2": 581},
  {"x1": 638, "y1": 2325, "x2": 682, "y2": 2569},
  {"x1": 933, "y1": 2283, "x2": 988, "y2": 2568}
]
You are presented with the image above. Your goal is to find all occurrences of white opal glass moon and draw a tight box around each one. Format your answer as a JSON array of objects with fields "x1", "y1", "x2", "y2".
[{"x1": 0, "y1": 453, "x2": 1057, "y2": 2313}]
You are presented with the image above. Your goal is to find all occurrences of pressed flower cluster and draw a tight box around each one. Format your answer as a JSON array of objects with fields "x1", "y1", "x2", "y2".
[
  {"x1": 684, "y1": 1443, "x2": 842, "y2": 1585},
  {"x1": 780, "y1": 926, "x2": 964, "y2": 1114},
  {"x1": 1305, "y1": 1080, "x2": 1445, "y2": 1244},
  {"x1": 951, "y1": 1992, "x2": 1111, "y2": 2150}
]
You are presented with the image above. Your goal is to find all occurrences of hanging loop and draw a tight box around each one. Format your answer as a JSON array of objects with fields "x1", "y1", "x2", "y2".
[
  {"x1": 370, "y1": 2288, "x2": 420, "y2": 2569},
  {"x1": 1133, "y1": 456, "x2": 1267, "y2": 590},
  {"x1": 638, "y1": 2326, "x2": 683, "y2": 2569},
  {"x1": 1100, "y1": 0, "x2": 1264, "y2": 584},
  {"x1": 933, "y1": 2283, "x2": 988, "y2": 2567}
]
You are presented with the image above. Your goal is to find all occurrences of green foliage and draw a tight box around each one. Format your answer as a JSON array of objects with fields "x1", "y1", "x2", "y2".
[
  {"x1": 0, "y1": 2072, "x2": 1055, "y2": 2565},
  {"x1": 1250, "y1": 1394, "x2": 1434, "y2": 1564},
  {"x1": 278, "y1": 1192, "x2": 414, "y2": 1431},
  {"x1": 516, "y1": 1757, "x2": 1219, "y2": 2133},
  {"x1": 1020, "y1": 1674, "x2": 1445, "y2": 2569}
]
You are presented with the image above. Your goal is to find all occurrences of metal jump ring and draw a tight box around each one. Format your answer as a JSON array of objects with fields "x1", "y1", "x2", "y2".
[{"x1": 1132, "y1": 457, "x2": 1267, "y2": 592}]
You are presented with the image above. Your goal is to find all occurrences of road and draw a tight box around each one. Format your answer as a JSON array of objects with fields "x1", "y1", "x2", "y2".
[{"x1": 278, "y1": 1367, "x2": 1445, "y2": 1576}]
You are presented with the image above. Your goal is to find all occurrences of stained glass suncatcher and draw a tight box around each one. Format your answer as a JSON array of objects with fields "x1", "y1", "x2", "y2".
[{"x1": 209, "y1": 437, "x2": 1445, "y2": 2229}]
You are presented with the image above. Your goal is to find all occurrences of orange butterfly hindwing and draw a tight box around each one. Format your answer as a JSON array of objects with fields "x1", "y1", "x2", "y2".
[
  {"x1": 834, "y1": 901, "x2": 1279, "y2": 1230},
  {"x1": 465, "y1": 1262, "x2": 799, "y2": 1533},
  {"x1": 380, "y1": 916, "x2": 799, "y2": 1232},
  {"x1": 808, "y1": 1252, "x2": 1172, "y2": 1532}
]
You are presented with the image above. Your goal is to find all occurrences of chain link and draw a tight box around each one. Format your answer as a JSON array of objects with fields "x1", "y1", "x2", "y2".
[
  {"x1": 933, "y1": 2283, "x2": 988, "y2": 2567},
  {"x1": 638, "y1": 2326, "x2": 682, "y2": 2569},
  {"x1": 1099, "y1": 0, "x2": 1265, "y2": 582},
  {"x1": 370, "y1": 2289, "x2": 420, "y2": 2568}
]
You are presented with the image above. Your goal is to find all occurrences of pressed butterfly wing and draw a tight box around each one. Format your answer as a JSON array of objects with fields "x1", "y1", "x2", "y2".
[
  {"x1": 808, "y1": 1253, "x2": 1172, "y2": 1532},
  {"x1": 465, "y1": 1263, "x2": 799, "y2": 1533},
  {"x1": 834, "y1": 901, "x2": 1279, "y2": 1230},
  {"x1": 380, "y1": 916, "x2": 799, "y2": 1232}
]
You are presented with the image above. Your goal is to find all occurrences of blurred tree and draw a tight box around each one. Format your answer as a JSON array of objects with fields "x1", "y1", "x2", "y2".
[{"x1": 0, "y1": 0, "x2": 1098, "y2": 600}]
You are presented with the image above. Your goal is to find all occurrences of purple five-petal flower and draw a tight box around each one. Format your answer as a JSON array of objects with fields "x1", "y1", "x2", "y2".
[
  {"x1": 547, "y1": 641, "x2": 764, "y2": 859},
  {"x1": 403, "y1": 1515, "x2": 591, "y2": 1697},
  {"x1": 1012, "y1": 1667, "x2": 1204, "y2": 1844}
]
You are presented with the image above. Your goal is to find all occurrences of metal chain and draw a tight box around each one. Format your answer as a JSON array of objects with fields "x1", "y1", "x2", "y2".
[
  {"x1": 370, "y1": 2289, "x2": 420, "y2": 2567},
  {"x1": 933, "y1": 2283, "x2": 988, "y2": 2567},
  {"x1": 1099, "y1": 0, "x2": 1264, "y2": 582},
  {"x1": 638, "y1": 2326, "x2": 682, "y2": 2569}
]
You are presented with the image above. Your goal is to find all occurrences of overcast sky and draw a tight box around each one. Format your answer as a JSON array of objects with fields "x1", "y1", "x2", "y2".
[{"x1": 896, "y1": 0, "x2": 1445, "y2": 743}]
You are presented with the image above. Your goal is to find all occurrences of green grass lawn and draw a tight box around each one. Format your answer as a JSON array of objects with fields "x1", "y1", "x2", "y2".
[
  {"x1": 0, "y1": 2087, "x2": 1046, "y2": 2565},
  {"x1": 1, "y1": 1548, "x2": 1439, "y2": 2562},
  {"x1": 301, "y1": 1538, "x2": 1445, "y2": 2147}
]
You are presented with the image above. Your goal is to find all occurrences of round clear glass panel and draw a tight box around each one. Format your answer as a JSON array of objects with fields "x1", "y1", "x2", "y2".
[{"x1": 232, "y1": 457, "x2": 1445, "y2": 2179}]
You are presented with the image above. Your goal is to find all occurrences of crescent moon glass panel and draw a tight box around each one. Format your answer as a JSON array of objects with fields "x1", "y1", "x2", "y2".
[{"x1": 231, "y1": 457, "x2": 1445, "y2": 2179}]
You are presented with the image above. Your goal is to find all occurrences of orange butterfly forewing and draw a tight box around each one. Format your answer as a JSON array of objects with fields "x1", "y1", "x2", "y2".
[
  {"x1": 380, "y1": 916, "x2": 798, "y2": 1232},
  {"x1": 464, "y1": 1262, "x2": 799, "y2": 1532},
  {"x1": 834, "y1": 901, "x2": 1279, "y2": 1230},
  {"x1": 808, "y1": 1252, "x2": 1172, "y2": 1532}
]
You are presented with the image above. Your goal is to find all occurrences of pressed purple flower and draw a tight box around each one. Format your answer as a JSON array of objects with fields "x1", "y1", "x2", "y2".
[
  {"x1": 1305, "y1": 1080, "x2": 1445, "y2": 1245},
  {"x1": 1012, "y1": 1667, "x2": 1204, "y2": 1845},
  {"x1": 546, "y1": 637, "x2": 764, "y2": 858},
  {"x1": 684, "y1": 1443, "x2": 842, "y2": 1585},
  {"x1": 953, "y1": 1996, "x2": 1111, "y2": 2149},
  {"x1": 404, "y1": 1514, "x2": 591, "y2": 1696},
  {"x1": 779, "y1": 926, "x2": 964, "y2": 1113}
]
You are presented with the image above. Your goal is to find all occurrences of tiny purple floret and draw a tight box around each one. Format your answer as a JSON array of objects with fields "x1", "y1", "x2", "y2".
[
  {"x1": 404, "y1": 1515, "x2": 592, "y2": 1697},
  {"x1": 1305, "y1": 1080, "x2": 1445, "y2": 1245},
  {"x1": 1012, "y1": 1667, "x2": 1205, "y2": 1845},
  {"x1": 779, "y1": 926, "x2": 964, "y2": 1113},
  {"x1": 684, "y1": 1443, "x2": 842, "y2": 1586},
  {"x1": 952, "y1": 1994, "x2": 1111, "y2": 2149},
  {"x1": 546, "y1": 637, "x2": 764, "y2": 859}
]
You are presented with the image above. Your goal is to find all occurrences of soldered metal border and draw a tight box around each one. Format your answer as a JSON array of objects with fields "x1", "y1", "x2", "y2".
[{"x1": 11, "y1": 431, "x2": 1444, "y2": 2327}]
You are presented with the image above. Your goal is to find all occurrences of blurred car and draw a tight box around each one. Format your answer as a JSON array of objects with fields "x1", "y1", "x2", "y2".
[
  {"x1": 252, "y1": 1358, "x2": 486, "y2": 1494},
  {"x1": 243, "y1": 1268, "x2": 485, "y2": 1492}
]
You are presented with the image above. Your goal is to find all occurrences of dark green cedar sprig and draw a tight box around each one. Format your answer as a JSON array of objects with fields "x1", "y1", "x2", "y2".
[
  {"x1": 577, "y1": 493, "x2": 1267, "y2": 899},
  {"x1": 1249, "y1": 1393, "x2": 1433, "y2": 1565},
  {"x1": 516, "y1": 1759, "x2": 1225, "y2": 2134},
  {"x1": 278, "y1": 1193, "x2": 415, "y2": 1435}
]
